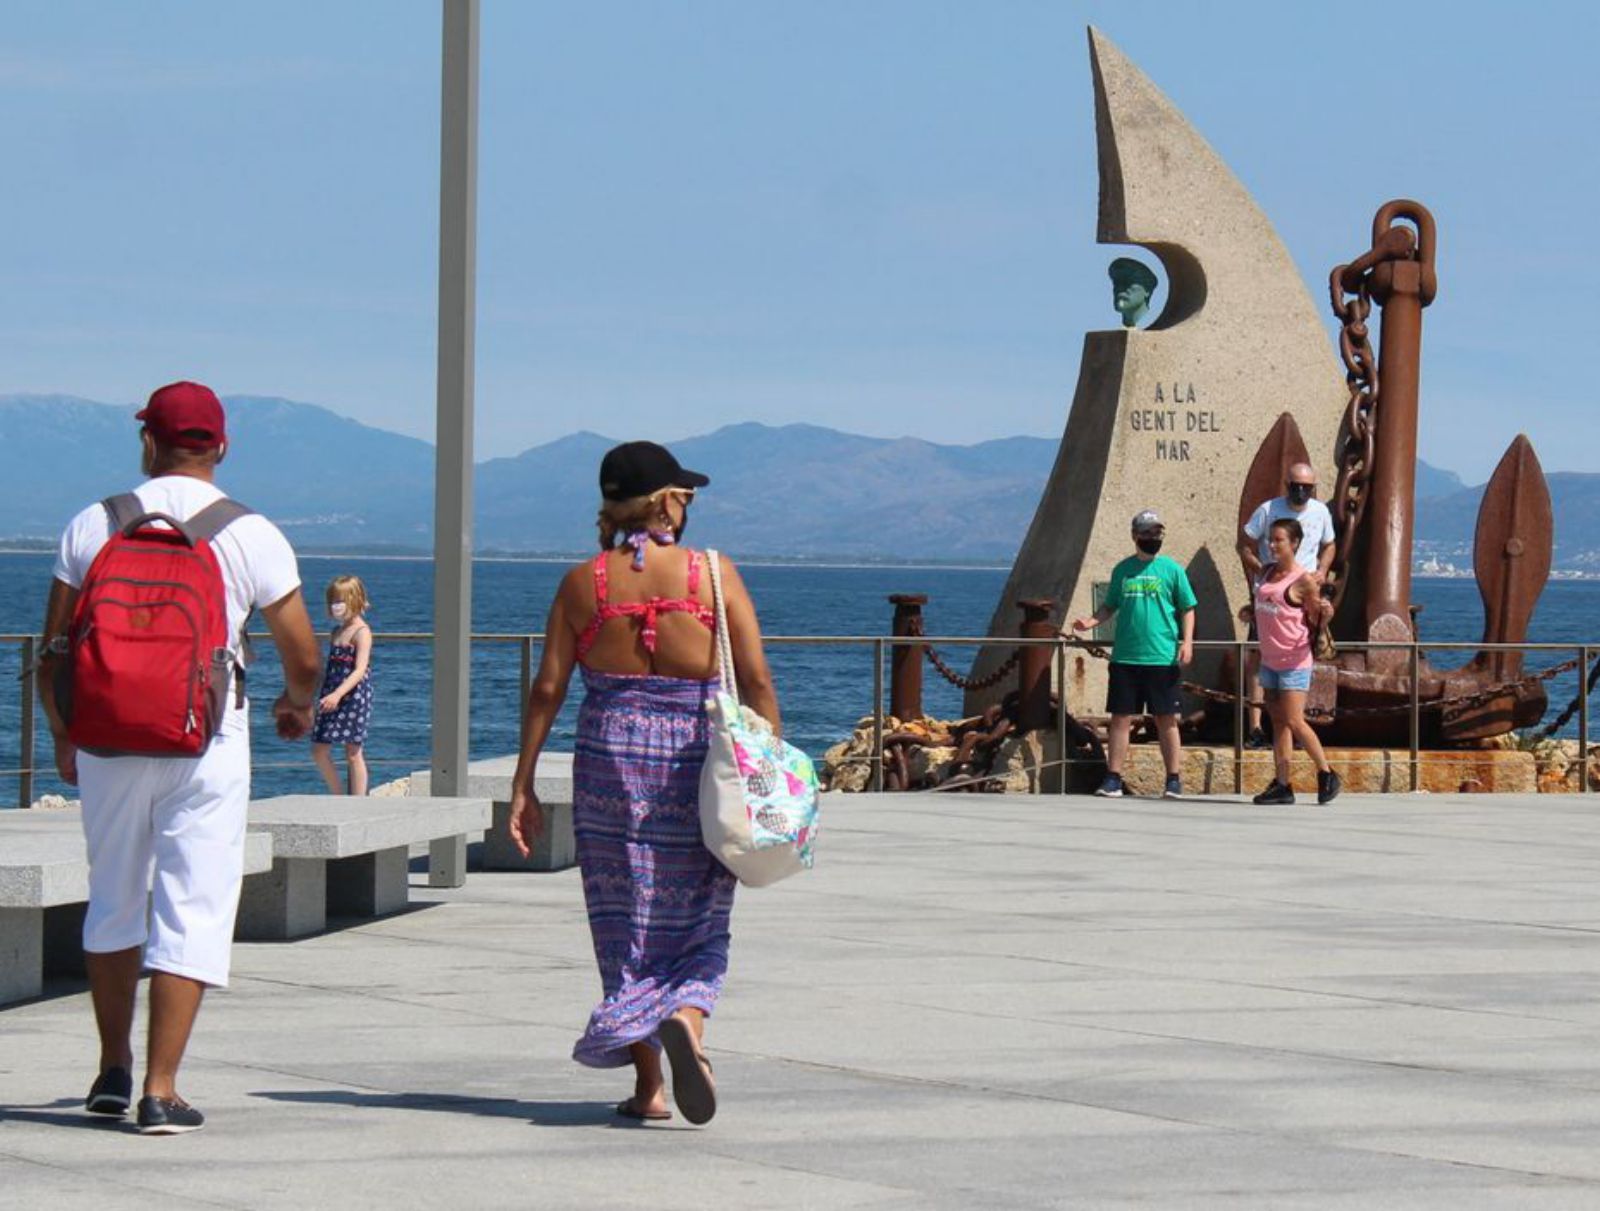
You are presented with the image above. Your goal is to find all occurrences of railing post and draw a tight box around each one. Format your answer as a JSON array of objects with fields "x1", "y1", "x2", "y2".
[
  {"x1": 1233, "y1": 639, "x2": 1246, "y2": 794},
  {"x1": 1408, "y1": 641, "x2": 1421, "y2": 793},
  {"x1": 871, "y1": 638, "x2": 885, "y2": 793},
  {"x1": 1016, "y1": 599, "x2": 1057, "y2": 733},
  {"x1": 1054, "y1": 639, "x2": 1069, "y2": 795},
  {"x1": 19, "y1": 637, "x2": 35, "y2": 809},
  {"x1": 887, "y1": 595, "x2": 927, "y2": 721},
  {"x1": 1581, "y1": 645, "x2": 1591, "y2": 794},
  {"x1": 519, "y1": 635, "x2": 533, "y2": 734}
]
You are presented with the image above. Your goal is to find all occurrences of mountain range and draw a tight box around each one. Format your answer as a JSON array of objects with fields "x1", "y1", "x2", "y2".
[{"x1": 1, "y1": 393, "x2": 1593, "y2": 568}]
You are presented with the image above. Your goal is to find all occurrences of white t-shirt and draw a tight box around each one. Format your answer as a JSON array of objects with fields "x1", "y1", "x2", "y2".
[
  {"x1": 1244, "y1": 497, "x2": 1336, "y2": 572},
  {"x1": 54, "y1": 475, "x2": 302, "y2": 733}
]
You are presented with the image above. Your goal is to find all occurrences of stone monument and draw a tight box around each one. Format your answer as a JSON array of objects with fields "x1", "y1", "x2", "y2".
[{"x1": 965, "y1": 28, "x2": 1347, "y2": 716}]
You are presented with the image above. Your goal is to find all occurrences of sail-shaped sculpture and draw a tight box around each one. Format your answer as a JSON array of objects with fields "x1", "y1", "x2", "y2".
[{"x1": 966, "y1": 29, "x2": 1347, "y2": 714}]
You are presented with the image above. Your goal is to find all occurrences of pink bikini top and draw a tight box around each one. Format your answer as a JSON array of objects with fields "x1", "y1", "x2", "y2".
[{"x1": 575, "y1": 547, "x2": 716, "y2": 660}]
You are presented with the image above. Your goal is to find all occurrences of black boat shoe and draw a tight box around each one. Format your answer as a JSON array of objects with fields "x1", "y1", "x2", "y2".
[
  {"x1": 1318, "y1": 769, "x2": 1343, "y2": 805},
  {"x1": 136, "y1": 1095, "x2": 205, "y2": 1136},
  {"x1": 1252, "y1": 779, "x2": 1295, "y2": 806},
  {"x1": 85, "y1": 1066, "x2": 133, "y2": 1117}
]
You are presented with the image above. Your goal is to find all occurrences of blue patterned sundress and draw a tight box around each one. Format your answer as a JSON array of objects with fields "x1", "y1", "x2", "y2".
[
  {"x1": 310, "y1": 638, "x2": 373, "y2": 746},
  {"x1": 571, "y1": 665, "x2": 737, "y2": 1068}
]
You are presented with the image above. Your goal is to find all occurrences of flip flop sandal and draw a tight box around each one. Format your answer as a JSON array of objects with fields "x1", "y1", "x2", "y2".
[
  {"x1": 658, "y1": 1016, "x2": 717, "y2": 1125},
  {"x1": 614, "y1": 1098, "x2": 672, "y2": 1122}
]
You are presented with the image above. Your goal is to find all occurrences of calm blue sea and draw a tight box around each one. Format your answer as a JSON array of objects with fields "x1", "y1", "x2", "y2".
[{"x1": 0, "y1": 551, "x2": 1595, "y2": 804}]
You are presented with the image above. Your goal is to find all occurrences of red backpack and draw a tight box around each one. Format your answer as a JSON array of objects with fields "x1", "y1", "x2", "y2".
[{"x1": 59, "y1": 493, "x2": 253, "y2": 757}]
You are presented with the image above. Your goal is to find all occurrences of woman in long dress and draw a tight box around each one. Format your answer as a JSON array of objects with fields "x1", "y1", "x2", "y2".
[{"x1": 509, "y1": 441, "x2": 779, "y2": 1126}]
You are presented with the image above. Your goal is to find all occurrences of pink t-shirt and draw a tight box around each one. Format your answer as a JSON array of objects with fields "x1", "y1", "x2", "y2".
[{"x1": 1254, "y1": 566, "x2": 1313, "y2": 671}]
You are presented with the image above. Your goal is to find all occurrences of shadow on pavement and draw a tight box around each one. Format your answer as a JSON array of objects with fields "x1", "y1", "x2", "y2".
[{"x1": 252, "y1": 1088, "x2": 637, "y2": 1128}]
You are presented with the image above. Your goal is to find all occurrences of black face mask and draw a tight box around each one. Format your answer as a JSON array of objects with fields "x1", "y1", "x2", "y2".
[
  {"x1": 1286, "y1": 483, "x2": 1315, "y2": 506},
  {"x1": 1136, "y1": 536, "x2": 1163, "y2": 555}
]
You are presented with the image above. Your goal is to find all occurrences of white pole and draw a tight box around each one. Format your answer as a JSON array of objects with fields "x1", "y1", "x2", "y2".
[{"x1": 429, "y1": 0, "x2": 479, "y2": 886}]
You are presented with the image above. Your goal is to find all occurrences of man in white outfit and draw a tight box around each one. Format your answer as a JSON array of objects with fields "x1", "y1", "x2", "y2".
[{"x1": 39, "y1": 381, "x2": 322, "y2": 1135}]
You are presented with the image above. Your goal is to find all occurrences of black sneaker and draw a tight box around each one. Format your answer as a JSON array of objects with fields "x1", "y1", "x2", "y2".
[
  {"x1": 1244, "y1": 727, "x2": 1271, "y2": 750},
  {"x1": 85, "y1": 1066, "x2": 132, "y2": 1117},
  {"x1": 136, "y1": 1095, "x2": 205, "y2": 1136},
  {"x1": 1252, "y1": 780, "x2": 1295, "y2": 806},
  {"x1": 1163, "y1": 774, "x2": 1182, "y2": 799},
  {"x1": 1094, "y1": 773, "x2": 1125, "y2": 798},
  {"x1": 1317, "y1": 769, "x2": 1343, "y2": 805}
]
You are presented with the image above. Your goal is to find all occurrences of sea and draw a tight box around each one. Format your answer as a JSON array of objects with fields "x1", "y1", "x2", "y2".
[{"x1": 0, "y1": 551, "x2": 1596, "y2": 805}]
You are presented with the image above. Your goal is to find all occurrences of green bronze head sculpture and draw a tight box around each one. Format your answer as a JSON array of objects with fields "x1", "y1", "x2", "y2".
[{"x1": 1108, "y1": 257, "x2": 1159, "y2": 328}]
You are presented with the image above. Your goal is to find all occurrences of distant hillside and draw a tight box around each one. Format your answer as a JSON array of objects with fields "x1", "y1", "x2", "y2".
[{"x1": 1, "y1": 393, "x2": 1594, "y2": 568}]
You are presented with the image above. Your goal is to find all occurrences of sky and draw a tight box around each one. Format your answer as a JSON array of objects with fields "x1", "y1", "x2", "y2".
[{"x1": 3, "y1": 0, "x2": 1597, "y2": 482}]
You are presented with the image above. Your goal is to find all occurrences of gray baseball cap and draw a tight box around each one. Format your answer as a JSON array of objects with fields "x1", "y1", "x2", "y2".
[{"x1": 1131, "y1": 509, "x2": 1164, "y2": 533}]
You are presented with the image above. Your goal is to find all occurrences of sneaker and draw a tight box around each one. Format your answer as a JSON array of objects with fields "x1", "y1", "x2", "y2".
[
  {"x1": 1252, "y1": 780, "x2": 1295, "y2": 806},
  {"x1": 1163, "y1": 774, "x2": 1182, "y2": 799},
  {"x1": 1244, "y1": 727, "x2": 1271, "y2": 750},
  {"x1": 85, "y1": 1066, "x2": 132, "y2": 1117},
  {"x1": 1317, "y1": 769, "x2": 1343, "y2": 805},
  {"x1": 1094, "y1": 773, "x2": 1125, "y2": 798},
  {"x1": 136, "y1": 1095, "x2": 205, "y2": 1136}
]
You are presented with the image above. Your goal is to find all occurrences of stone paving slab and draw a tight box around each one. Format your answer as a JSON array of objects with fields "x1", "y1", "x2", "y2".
[{"x1": 3, "y1": 791, "x2": 1600, "y2": 1208}]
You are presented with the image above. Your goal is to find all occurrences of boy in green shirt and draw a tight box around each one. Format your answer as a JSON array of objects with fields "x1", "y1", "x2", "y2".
[{"x1": 1071, "y1": 510, "x2": 1197, "y2": 798}]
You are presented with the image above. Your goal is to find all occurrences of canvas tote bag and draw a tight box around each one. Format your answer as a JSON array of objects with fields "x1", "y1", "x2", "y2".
[{"x1": 697, "y1": 550, "x2": 819, "y2": 886}]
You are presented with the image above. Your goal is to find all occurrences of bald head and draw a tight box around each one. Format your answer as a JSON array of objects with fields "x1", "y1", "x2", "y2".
[{"x1": 1285, "y1": 463, "x2": 1317, "y2": 509}]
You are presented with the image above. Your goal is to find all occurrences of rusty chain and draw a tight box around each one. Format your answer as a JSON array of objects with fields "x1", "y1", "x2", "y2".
[
  {"x1": 903, "y1": 613, "x2": 1023, "y2": 693},
  {"x1": 1324, "y1": 263, "x2": 1379, "y2": 618},
  {"x1": 1536, "y1": 651, "x2": 1600, "y2": 740}
]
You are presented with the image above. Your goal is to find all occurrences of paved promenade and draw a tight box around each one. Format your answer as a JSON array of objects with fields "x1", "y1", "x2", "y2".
[{"x1": 5, "y1": 791, "x2": 1600, "y2": 1208}]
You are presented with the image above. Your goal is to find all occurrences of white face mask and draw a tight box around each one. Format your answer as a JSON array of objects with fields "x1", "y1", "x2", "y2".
[{"x1": 329, "y1": 602, "x2": 349, "y2": 620}]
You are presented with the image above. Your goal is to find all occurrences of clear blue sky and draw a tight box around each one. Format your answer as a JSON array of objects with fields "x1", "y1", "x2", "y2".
[{"x1": 3, "y1": 1, "x2": 1596, "y2": 481}]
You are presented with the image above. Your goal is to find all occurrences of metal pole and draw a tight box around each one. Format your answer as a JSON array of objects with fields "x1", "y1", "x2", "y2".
[
  {"x1": 887, "y1": 594, "x2": 926, "y2": 721},
  {"x1": 429, "y1": 0, "x2": 479, "y2": 888},
  {"x1": 871, "y1": 638, "x2": 884, "y2": 793},
  {"x1": 1233, "y1": 639, "x2": 1246, "y2": 794},
  {"x1": 519, "y1": 635, "x2": 533, "y2": 734},
  {"x1": 19, "y1": 637, "x2": 34, "y2": 809},
  {"x1": 1054, "y1": 640, "x2": 1068, "y2": 795},
  {"x1": 1408, "y1": 641, "x2": 1421, "y2": 793},
  {"x1": 1581, "y1": 645, "x2": 1591, "y2": 794},
  {"x1": 1015, "y1": 599, "x2": 1057, "y2": 733}
]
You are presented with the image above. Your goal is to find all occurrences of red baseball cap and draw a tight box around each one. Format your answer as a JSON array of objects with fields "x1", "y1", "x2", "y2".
[{"x1": 136, "y1": 381, "x2": 227, "y2": 449}]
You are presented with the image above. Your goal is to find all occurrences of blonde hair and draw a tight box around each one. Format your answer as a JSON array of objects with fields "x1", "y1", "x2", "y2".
[
  {"x1": 326, "y1": 575, "x2": 370, "y2": 616},
  {"x1": 596, "y1": 487, "x2": 692, "y2": 551}
]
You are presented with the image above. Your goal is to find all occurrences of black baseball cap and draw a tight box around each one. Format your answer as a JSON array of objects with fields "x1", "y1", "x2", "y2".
[{"x1": 598, "y1": 441, "x2": 710, "y2": 502}]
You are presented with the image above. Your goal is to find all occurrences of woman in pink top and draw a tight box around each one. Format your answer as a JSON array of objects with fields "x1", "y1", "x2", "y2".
[
  {"x1": 507, "y1": 441, "x2": 779, "y2": 1128},
  {"x1": 1239, "y1": 518, "x2": 1341, "y2": 806}
]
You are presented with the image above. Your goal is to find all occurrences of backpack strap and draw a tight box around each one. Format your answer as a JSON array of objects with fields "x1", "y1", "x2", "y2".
[
  {"x1": 101, "y1": 493, "x2": 146, "y2": 535},
  {"x1": 186, "y1": 498, "x2": 254, "y2": 542}
]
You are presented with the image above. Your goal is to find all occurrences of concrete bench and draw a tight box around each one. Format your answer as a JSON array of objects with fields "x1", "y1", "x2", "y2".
[
  {"x1": 238, "y1": 795, "x2": 492, "y2": 940},
  {"x1": 409, "y1": 754, "x2": 575, "y2": 872},
  {"x1": 0, "y1": 810, "x2": 272, "y2": 1006}
]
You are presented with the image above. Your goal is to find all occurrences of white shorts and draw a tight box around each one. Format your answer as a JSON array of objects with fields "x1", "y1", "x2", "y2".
[{"x1": 77, "y1": 729, "x2": 252, "y2": 987}]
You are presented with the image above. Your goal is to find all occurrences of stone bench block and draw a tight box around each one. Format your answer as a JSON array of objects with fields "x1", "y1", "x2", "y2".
[
  {"x1": 238, "y1": 795, "x2": 491, "y2": 941},
  {"x1": 1, "y1": 811, "x2": 270, "y2": 1005},
  {"x1": 410, "y1": 754, "x2": 576, "y2": 872}
]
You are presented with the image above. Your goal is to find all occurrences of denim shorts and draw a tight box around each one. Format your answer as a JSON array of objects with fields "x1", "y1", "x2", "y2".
[{"x1": 1259, "y1": 664, "x2": 1312, "y2": 692}]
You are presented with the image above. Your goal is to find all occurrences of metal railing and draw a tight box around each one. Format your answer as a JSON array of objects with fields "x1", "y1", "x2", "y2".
[{"x1": 4, "y1": 632, "x2": 1594, "y2": 805}]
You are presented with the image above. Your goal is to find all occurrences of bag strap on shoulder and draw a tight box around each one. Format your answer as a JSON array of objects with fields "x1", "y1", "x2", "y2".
[
  {"x1": 101, "y1": 493, "x2": 146, "y2": 535},
  {"x1": 185, "y1": 498, "x2": 254, "y2": 543},
  {"x1": 706, "y1": 549, "x2": 741, "y2": 708}
]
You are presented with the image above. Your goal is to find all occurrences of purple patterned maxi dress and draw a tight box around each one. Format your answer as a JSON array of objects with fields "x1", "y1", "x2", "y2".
[{"x1": 571, "y1": 665, "x2": 737, "y2": 1067}]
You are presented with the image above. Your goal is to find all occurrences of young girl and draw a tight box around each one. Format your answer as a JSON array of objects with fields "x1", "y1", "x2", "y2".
[
  {"x1": 1239, "y1": 518, "x2": 1341, "y2": 806},
  {"x1": 311, "y1": 575, "x2": 374, "y2": 795}
]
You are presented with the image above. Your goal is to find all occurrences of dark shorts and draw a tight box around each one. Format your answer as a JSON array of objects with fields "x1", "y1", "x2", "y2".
[{"x1": 1106, "y1": 661, "x2": 1183, "y2": 717}]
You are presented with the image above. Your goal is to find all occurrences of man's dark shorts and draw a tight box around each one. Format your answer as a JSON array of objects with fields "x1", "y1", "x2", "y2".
[{"x1": 1106, "y1": 661, "x2": 1183, "y2": 717}]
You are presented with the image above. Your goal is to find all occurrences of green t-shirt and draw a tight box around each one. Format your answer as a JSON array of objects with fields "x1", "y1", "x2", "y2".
[{"x1": 1104, "y1": 554, "x2": 1198, "y2": 665}]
